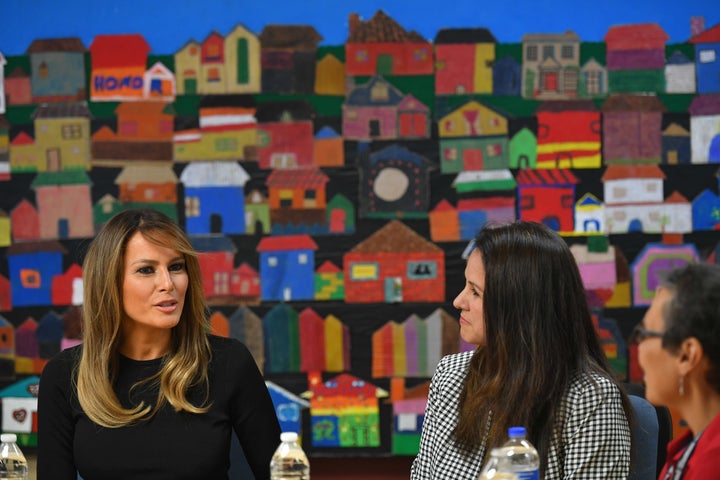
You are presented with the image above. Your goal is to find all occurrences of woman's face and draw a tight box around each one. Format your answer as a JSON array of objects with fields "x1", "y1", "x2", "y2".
[
  {"x1": 121, "y1": 232, "x2": 188, "y2": 339},
  {"x1": 638, "y1": 287, "x2": 680, "y2": 406},
  {"x1": 453, "y1": 249, "x2": 486, "y2": 346}
]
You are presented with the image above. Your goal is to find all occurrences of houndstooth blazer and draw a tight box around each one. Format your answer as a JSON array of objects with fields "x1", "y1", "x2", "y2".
[{"x1": 410, "y1": 350, "x2": 631, "y2": 480}]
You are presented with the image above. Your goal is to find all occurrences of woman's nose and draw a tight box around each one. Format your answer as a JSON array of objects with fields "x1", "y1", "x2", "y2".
[{"x1": 158, "y1": 269, "x2": 175, "y2": 291}]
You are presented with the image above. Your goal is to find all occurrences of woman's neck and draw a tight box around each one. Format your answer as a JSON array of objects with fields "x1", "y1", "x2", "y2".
[{"x1": 680, "y1": 384, "x2": 720, "y2": 435}]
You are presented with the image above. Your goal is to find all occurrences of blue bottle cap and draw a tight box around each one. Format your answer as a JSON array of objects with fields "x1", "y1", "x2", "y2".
[{"x1": 508, "y1": 426, "x2": 526, "y2": 437}]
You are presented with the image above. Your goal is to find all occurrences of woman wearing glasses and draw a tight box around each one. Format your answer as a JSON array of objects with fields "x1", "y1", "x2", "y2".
[{"x1": 636, "y1": 262, "x2": 720, "y2": 480}]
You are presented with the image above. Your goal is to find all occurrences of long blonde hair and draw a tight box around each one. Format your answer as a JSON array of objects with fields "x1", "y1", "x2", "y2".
[{"x1": 76, "y1": 208, "x2": 211, "y2": 427}]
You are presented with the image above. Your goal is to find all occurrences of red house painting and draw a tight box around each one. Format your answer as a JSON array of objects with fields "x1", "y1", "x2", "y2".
[
  {"x1": 535, "y1": 100, "x2": 602, "y2": 169},
  {"x1": 345, "y1": 10, "x2": 434, "y2": 77},
  {"x1": 343, "y1": 220, "x2": 444, "y2": 303},
  {"x1": 516, "y1": 169, "x2": 579, "y2": 233}
]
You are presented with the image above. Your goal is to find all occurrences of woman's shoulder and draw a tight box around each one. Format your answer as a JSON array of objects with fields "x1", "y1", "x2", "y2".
[
  {"x1": 434, "y1": 350, "x2": 475, "y2": 377},
  {"x1": 39, "y1": 345, "x2": 82, "y2": 385},
  {"x1": 207, "y1": 334, "x2": 252, "y2": 360},
  {"x1": 566, "y1": 370, "x2": 621, "y2": 403}
]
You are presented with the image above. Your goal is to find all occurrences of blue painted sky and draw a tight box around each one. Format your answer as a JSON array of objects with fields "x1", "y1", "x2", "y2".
[{"x1": 1, "y1": 0, "x2": 719, "y2": 56}]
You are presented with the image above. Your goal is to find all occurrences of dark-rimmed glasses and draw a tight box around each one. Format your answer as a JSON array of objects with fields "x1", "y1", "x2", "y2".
[{"x1": 630, "y1": 324, "x2": 664, "y2": 344}]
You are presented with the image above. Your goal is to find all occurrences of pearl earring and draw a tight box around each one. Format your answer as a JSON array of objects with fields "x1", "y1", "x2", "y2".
[{"x1": 679, "y1": 375, "x2": 685, "y2": 396}]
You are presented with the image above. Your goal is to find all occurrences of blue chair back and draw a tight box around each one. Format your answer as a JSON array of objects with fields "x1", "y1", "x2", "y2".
[{"x1": 628, "y1": 394, "x2": 659, "y2": 480}]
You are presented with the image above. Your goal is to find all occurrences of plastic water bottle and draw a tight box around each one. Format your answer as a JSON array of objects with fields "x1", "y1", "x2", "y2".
[
  {"x1": 270, "y1": 432, "x2": 310, "y2": 480},
  {"x1": 0, "y1": 433, "x2": 28, "y2": 479},
  {"x1": 477, "y1": 448, "x2": 520, "y2": 480},
  {"x1": 498, "y1": 426, "x2": 540, "y2": 480}
]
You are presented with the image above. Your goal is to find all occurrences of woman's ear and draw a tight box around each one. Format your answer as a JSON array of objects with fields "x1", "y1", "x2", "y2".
[{"x1": 677, "y1": 337, "x2": 705, "y2": 376}]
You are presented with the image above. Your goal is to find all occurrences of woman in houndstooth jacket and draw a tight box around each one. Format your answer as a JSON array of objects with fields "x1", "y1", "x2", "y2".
[{"x1": 411, "y1": 221, "x2": 632, "y2": 480}]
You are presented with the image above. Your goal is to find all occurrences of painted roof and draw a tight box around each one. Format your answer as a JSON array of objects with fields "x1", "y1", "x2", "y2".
[
  {"x1": 688, "y1": 94, "x2": 720, "y2": 115},
  {"x1": 515, "y1": 168, "x2": 579, "y2": 185},
  {"x1": 601, "y1": 165, "x2": 666, "y2": 181},
  {"x1": 369, "y1": 144, "x2": 428, "y2": 166},
  {"x1": 190, "y1": 235, "x2": 238, "y2": 253},
  {"x1": 257, "y1": 235, "x2": 318, "y2": 252},
  {"x1": 266, "y1": 168, "x2": 329, "y2": 188},
  {"x1": 345, "y1": 75, "x2": 405, "y2": 106},
  {"x1": 89, "y1": 34, "x2": 151, "y2": 68},
  {"x1": 347, "y1": 10, "x2": 427, "y2": 43},
  {"x1": 434, "y1": 28, "x2": 496, "y2": 44},
  {"x1": 536, "y1": 100, "x2": 597, "y2": 113},
  {"x1": 604, "y1": 23, "x2": 669, "y2": 49},
  {"x1": 688, "y1": 23, "x2": 720, "y2": 43},
  {"x1": 26, "y1": 37, "x2": 85, "y2": 53},
  {"x1": 180, "y1": 161, "x2": 251, "y2": 186},
  {"x1": 601, "y1": 94, "x2": 667, "y2": 112},
  {"x1": 349, "y1": 220, "x2": 442, "y2": 254},
  {"x1": 258, "y1": 25, "x2": 322, "y2": 49},
  {"x1": 32, "y1": 102, "x2": 92, "y2": 119}
]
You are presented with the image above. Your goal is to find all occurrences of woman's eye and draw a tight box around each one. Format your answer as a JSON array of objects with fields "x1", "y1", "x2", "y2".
[
  {"x1": 137, "y1": 266, "x2": 154, "y2": 275},
  {"x1": 169, "y1": 263, "x2": 186, "y2": 272}
]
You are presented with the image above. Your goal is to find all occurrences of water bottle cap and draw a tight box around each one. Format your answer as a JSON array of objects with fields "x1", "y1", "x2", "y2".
[
  {"x1": 280, "y1": 432, "x2": 298, "y2": 443},
  {"x1": 0, "y1": 433, "x2": 17, "y2": 443},
  {"x1": 508, "y1": 426, "x2": 526, "y2": 438}
]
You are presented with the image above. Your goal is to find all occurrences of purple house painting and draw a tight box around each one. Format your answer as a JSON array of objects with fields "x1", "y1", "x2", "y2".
[{"x1": 630, "y1": 241, "x2": 700, "y2": 306}]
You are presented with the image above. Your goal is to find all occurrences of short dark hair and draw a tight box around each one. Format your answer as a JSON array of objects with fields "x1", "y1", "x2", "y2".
[{"x1": 659, "y1": 263, "x2": 720, "y2": 392}]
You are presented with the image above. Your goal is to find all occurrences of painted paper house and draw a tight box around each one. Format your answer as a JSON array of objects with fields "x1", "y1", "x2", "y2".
[
  {"x1": 180, "y1": 161, "x2": 250, "y2": 235},
  {"x1": 688, "y1": 94, "x2": 720, "y2": 163},
  {"x1": 174, "y1": 95, "x2": 258, "y2": 163},
  {"x1": 0, "y1": 276, "x2": 11, "y2": 312},
  {"x1": 51, "y1": 263, "x2": 83, "y2": 306},
  {"x1": 266, "y1": 167, "x2": 329, "y2": 234},
  {"x1": 89, "y1": 34, "x2": 151, "y2": 101},
  {"x1": 574, "y1": 193, "x2": 606, "y2": 234},
  {"x1": 9, "y1": 199, "x2": 39, "y2": 241},
  {"x1": 301, "y1": 373, "x2": 388, "y2": 448},
  {"x1": 6, "y1": 241, "x2": 67, "y2": 307},
  {"x1": 604, "y1": 23, "x2": 668, "y2": 93},
  {"x1": 15, "y1": 318, "x2": 44, "y2": 374},
  {"x1": 631, "y1": 242, "x2": 700, "y2": 306},
  {"x1": 535, "y1": 100, "x2": 601, "y2": 168},
  {"x1": 32, "y1": 171, "x2": 93, "y2": 239},
  {"x1": 26, "y1": 38, "x2": 86, "y2": 103},
  {"x1": 688, "y1": 22, "x2": 720, "y2": 94},
  {"x1": 343, "y1": 76, "x2": 429, "y2": 141},
  {"x1": 265, "y1": 381, "x2": 310, "y2": 436},
  {"x1": 256, "y1": 235, "x2": 318, "y2": 301},
  {"x1": 570, "y1": 239, "x2": 617, "y2": 307},
  {"x1": 91, "y1": 101, "x2": 174, "y2": 165},
  {"x1": 601, "y1": 94, "x2": 666, "y2": 164},
  {"x1": 114, "y1": 165, "x2": 178, "y2": 219},
  {"x1": 602, "y1": 165, "x2": 669, "y2": 233},
  {"x1": 314, "y1": 260, "x2": 344, "y2": 301},
  {"x1": 691, "y1": 174, "x2": 720, "y2": 231},
  {"x1": 297, "y1": 308, "x2": 350, "y2": 373},
  {"x1": 665, "y1": 50, "x2": 696, "y2": 94},
  {"x1": 493, "y1": 55, "x2": 521, "y2": 96},
  {"x1": 345, "y1": 10, "x2": 433, "y2": 76},
  {"x1": 256, "y1": 100, "x2": 315, "y2": 169},
  {"x1": 245, "y1": 189, "x2": 270, "y2": 235},
  {"x1": 259, "y1": 25, "x2": 322, "y2": 94},
  {"x1": 142, "y1": 62, "x2": 176, "y2": 101},
  {"x1": 9, "y1": 102, "x2": 91, "y2": 172},
  {"x1": 313, "y1": 126, "x2": 344, "y2": 167},
  {"x1": 437, "y1": 100, "x2": 509, "y2": 173},
  {"x1": 521, "y1": 31, "x2": 581, "y2": 99},
  {"x1": 509, "y1": 127, "x2": 537, "y2": 169},
  {"x1": 3, "y1": 66, "x2": 32, "y2": 106},
  {"x1": 314, "y1": 53, "x2": 346, "y2": 96},
  {"x1": 0, "y1": 376, "x2": 39, "y2": 447},
  {"x1": 579, "y1": 58, "x2": 608, "y2": 97},
  {"x1": 662, "y1": 122, "x2": 691, "y2": 164},
  {"x1": 175, "y1": 24, "x2": 261, "y2": 95},
  {"x1": 388, "y1": 380, "x2": 430, "y2": 455},
  {"x1": 326, "y1": 194, "x2": 355, "y2": 235},
  {"x1": 434, "y1": 28, "x2": 496, "y2": 95},
  {"x1": 344, "y1": 220, "x2": 444, "y2": 303},
  {"x1": 263, "y1": 304, "x2": 301, "y2": 373},
  {"x1": 359, "y1": 145, "x2": 433, "y2": 219},
  {"x1": 227, "y1": 306, "x2": 265, "y2": 370},
  {"x1": 515, "y1": 168, "x2": 578, "y2": 232}
]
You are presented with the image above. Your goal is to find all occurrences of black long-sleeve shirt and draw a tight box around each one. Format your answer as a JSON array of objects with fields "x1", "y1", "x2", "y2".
[{"x1": 38, "y1": 335, "x2": 281, "y2": 480}]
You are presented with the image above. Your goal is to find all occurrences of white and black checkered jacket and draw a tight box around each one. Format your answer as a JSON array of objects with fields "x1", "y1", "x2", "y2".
[{"x1": 411, "y1": 350, "x2": 631, "y2": 480}]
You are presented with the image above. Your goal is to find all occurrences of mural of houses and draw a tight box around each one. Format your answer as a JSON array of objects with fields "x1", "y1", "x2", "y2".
[
  {"x1": 91, "y1": 101, "x2": 175, "y2": 165},
  {"x1": 434, "y1": 28, "x2": 496, "y2": 95},
  {"x1": 9, "y1": 102, "x2": 91, "y2": 172},
  {"x1": 190, "y1": 235, "x2": 261, "y2": 305},
  {"x1": 6, "y1": 241, "x2": 67, "y2": 307},
  {"x1": 344, "y1": 220, "x2": 444, "y2": 303},
  {"x1": 515, "y1": 168, "x2": 578, "y2": 232},
  {"x1": 493, "y1": 55, "x2": 522, "y2": 96},
  {"x1": 689, "y1": 22, "x2": 720, "y2": 94},
  {"x1": 601, "y1": 94, "x2": 666, "y2": 164},
  {"x1": 266, "y1": 167, "x2": 329, "y2": 234},
  {"x1": 0, "y1": 375, "x2": 40, "y2": 447},
  {"x1": 257, "y1": 235, "x2": 318, "y2": 301},
  {"x1": 173, "y1": 95, "x2": 258, "y2": 163},
  {"x1": 32, "y1": 171, "x2": 93, "y2": 239},
  {"x1": 535, "y1": 100, "x2": 601, "y2": 168},
  {"x1": 359, "y1": 144, "x2": 433, "y2": 218},
  {"x1": 113, "y1": 165, "x2": 178, "y2": 220},
  {"x1": 662, "y1": 122, "x2": 691, "y2": 164},
  {"x1": 343, "y1": 76, "x2": 430, "y2": 141},
  {"x1": 345, "y1": 10, "x2": 433, "y2": 77},
  {"x1": 259, "y1": 25, "x2": 322, "y2": 94},
  {"x1": 665, "y1": 50, "x2": 696, "y2": 94},
  {"x1": 688, "y1": 94, "x2": 720, "y2": 163},
  {"x1": 88, "y1": 34, "x2": 152, "y2": 102},
  {"x1": 301, "y1": 372, "x2": 388, "y2": 448},
  {"x1": 604, "y1": 23, "x2": 668, "y2": 93},
  {"x1": 437, "y1": 100, "x2": 509, "y2": 173},
  {"x1": 256, "y1": 100, "x2": 315, "y2": 169},
  {"x1": 314, "y1": 260, "x2": 344, "y2": 301},
  {"x1": 174, "y1": 24, "x2": 261, "y2": 96},
  {"x1": 630, "y1": 241, "x2": 700, "y2": 306},
  {"x1": 521, "y1": 30, "x2": 581, "y2": 99},
  {"x1": 26, "y1": 37, "x2": 86, "y2": 103},
  {"x1": 265, "y1": 380, "x2": 310, "y2": 436},
  {"x1": 180, "y1": 161, "x2": 250, "y2": 235}
]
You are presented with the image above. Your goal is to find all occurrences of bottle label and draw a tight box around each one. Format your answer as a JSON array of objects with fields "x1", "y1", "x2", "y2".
[{"x1": 515, "y1": 471, "x2": 539, "y2": 480}]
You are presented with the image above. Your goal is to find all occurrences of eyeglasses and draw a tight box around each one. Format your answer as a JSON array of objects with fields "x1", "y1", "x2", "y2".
[{"x1": 630, "y1": 324, "x2": 664, "y2": 344}]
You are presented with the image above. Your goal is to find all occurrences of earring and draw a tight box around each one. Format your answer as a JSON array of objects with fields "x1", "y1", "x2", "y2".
[{"x1": 679, "y1": 375, "x2": 685, "y2": 396}]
